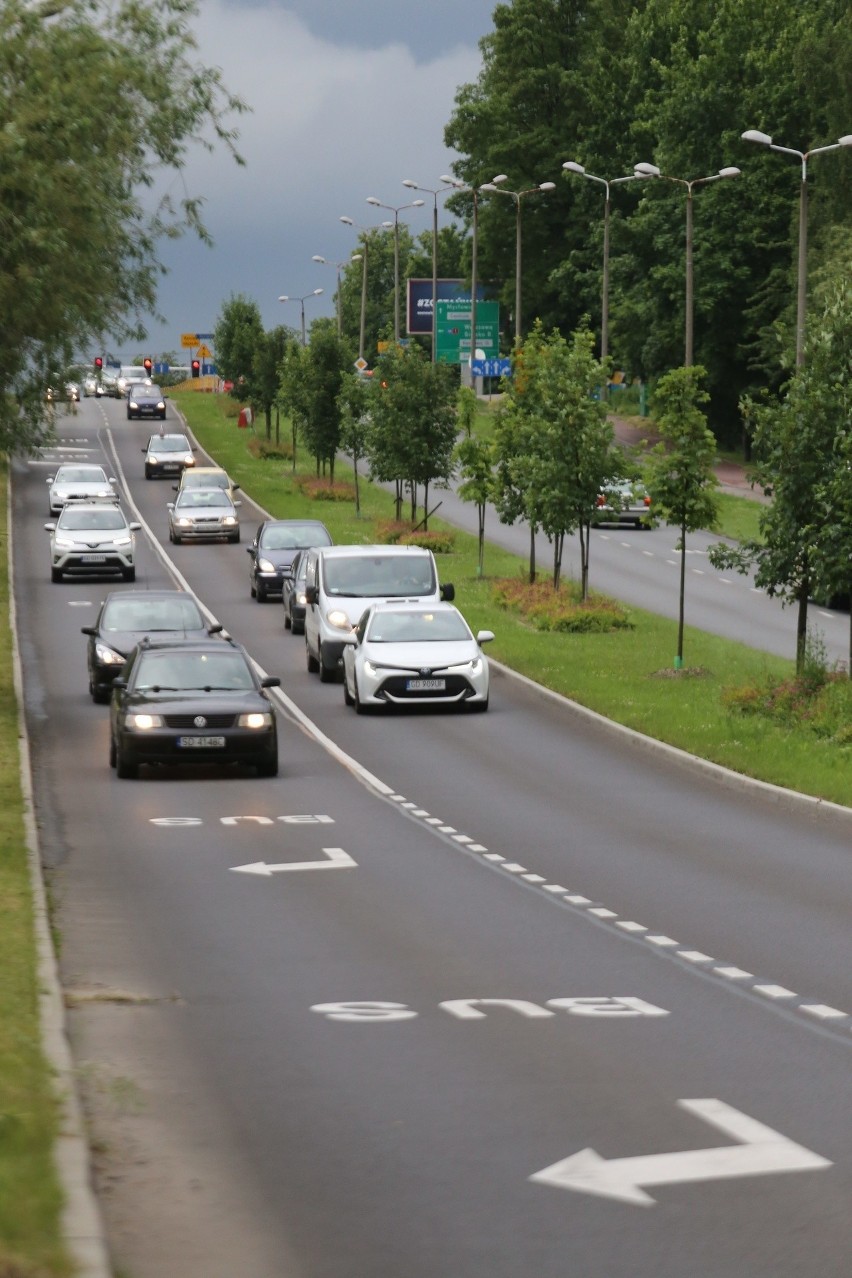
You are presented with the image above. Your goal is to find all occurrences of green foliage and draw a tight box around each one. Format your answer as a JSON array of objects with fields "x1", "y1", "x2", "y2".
[
  {"x1": 375, "y1": 522, "x2": 456, "y2": 552},
  {"x1": 214, "y1": 297, "x2": 265, "y2": 403},
  {"x1": 295, "y1": 325, "x2": 350, "y2": 477},
  {"x1": 0, "y1": 0, "x2": 245, "y2": 453}
]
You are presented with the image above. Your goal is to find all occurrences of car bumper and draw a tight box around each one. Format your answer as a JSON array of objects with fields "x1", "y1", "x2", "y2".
[
  {"x1": 147, "y1": 461, "x2": 193, "y2": 477},
  {"x1": 116, "y1": 726, "x2": 276, "y2": 768},
  {"x1": 360, "y1": 670, "x2": 489, "y2": 706},
  {"x1": 256, "y1": 570, "x2": 286, "y2": 593},
  {"x1": 53, "y1": 550, "x2": 134, "y2": 574},
  {"x1": 172, "y1": 523, "x2": 239, "y2": 541}
]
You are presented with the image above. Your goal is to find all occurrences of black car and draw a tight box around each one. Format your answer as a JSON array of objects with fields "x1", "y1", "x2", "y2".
[
  {"x1": 142, "y1": 432, "x2": 196, "y2": 479},
  {"x1": 82, "y1": 589, "x2": 222, "y2": 703},
  {"x1": 246, "y1": 518, "x2": 332, "y2": 602},
  {"x1": 109, "y1": 638, "x2": 280, "y2": 778},
  {"x1": 127, "y1": 382, "x2": 167, "y2": 420},
  {"x1": 282, "y1": 549, "x2": 310, "y2": 634}
]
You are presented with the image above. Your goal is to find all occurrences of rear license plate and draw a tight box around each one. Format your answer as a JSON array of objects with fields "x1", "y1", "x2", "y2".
[
  {"x1": 405, "y1": 678, "x2": 446, "y2": 692},
  {"x1": 177, "y1": 735, "x2": 226, "y2": 749},
  {"x1": 80, "y1": 554, "x2": 107, "y2": 563}
]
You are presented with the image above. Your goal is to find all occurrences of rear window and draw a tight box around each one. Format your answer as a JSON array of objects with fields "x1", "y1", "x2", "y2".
[{"x1": 322, "y1": 553, "x2": 436, "y2": 599}]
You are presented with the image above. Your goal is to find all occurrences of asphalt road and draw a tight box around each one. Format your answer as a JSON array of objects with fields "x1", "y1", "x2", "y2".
[{"x1": 12, "y1": 395, "x2": 852, "y2": 1277}]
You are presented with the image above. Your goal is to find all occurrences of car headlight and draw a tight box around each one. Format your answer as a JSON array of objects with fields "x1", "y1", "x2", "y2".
[
  {"x1": 113, "y1": 535, "x2": 132, "y2": 547},
  {"x1": 296, "y1": 591, "x2": 307, "y2": 605},
  {"x1": 326, "y1": 609, "x2": 351, "y2": 630},
  {"x1": 148, "y1": 454, "x2": 160, "y2": 464},
  {"x1": 94, "y1": 642, "x2": 124, "y2": 664},
  {"x1": 157, "y1": 401, "x2": 165, "y2": 410},
  {"x1": 223, "y1": 516, "x2": 237, "y2": 526},
  {"x1": 95, "y1": 489, "x2": 112, "y2": 499},
  {"x1": 258, "y1": 558, "x2": 276, "y2": 573},
  {"x1": 126, "y1": 713, "x2": 163, "y2": 730},
  {"x1": 54, "y1": 536, "x2": 76, "y2": 549},
  {"x1": 129, "y1": 400, "x2": 138, "y2": 409},
  {"x1": 448, "y1": 657, "x2": 482, "y2": 674},
  {"x1": 177, "y1": 517, "x2": 193, "y2": 527},
  {"x1": 238, "y1": 712, "x2": 273, "y2": 729},
  {"x1": 184, "y1": 456, "x2": 195, "y2": 466},
  {"x1": 363, "y1": 659, "x2": 384, "y2": 677}
]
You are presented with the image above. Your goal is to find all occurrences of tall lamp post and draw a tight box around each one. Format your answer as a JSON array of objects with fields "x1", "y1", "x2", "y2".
[
  {"x1": 443, "y1": 177, "x2": 497, "y2": 376},
  {"x1": 561, "y1": 162, "x2": 645, "y2": 386},
  {"x1": 277, "y1": 288, "x2": 324, "y2": 345},
  {"x1": 479, "y1": 174, "x2": 556, "y2": 342},
  {"x1": 365, "y1": 197, "x2": 425, "y2": 343},
  {"x1": 402, "y1": 178, "x2": 456, "y2": 361},
  {"x1": 634, "y1": 162, "x2": 740, "y2": 366},
  {"x1": 741, "y1": 129, "x2": 852, "y2": 366},
  {"x1": 311, "y1": 254, "x2": 362, "y2": 336},
  {"x1": 340, "y1": 216, "x2": 392, "y2": 363}
]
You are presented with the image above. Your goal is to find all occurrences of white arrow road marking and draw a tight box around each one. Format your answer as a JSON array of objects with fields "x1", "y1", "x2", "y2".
[
  {"x1": 230, "y1": 847, "x2": 357, "y2": 877},
  {"x1": 529, "y1": 1098, "x2": 831, "y2": 1206}
]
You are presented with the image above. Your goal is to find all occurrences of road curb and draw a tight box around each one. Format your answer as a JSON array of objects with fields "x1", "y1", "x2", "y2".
[{"x1": 6, "y1": 474, "x2": 113, "y2": 1277}]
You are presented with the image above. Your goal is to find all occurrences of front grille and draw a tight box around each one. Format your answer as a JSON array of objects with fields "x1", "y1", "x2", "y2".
[
  {"x1": 379, "y1": 674, "x2": 471, "y2": 700},
  {"x1": 164, "y1": 713, "x2": 237, "y2": 729}
]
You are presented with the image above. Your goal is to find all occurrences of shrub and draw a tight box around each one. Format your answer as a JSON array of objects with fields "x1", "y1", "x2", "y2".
[
  {"x1": 490, "y1": 577, "x2": 633, "y2": 633},
  {"x1": 294, "y1": 476, "x2": 356, "y2": 502},
  {"x1": 247, "y1": 435, "x2": 293, "y2": 461},
  {"x1": 374, "y1": 521, "x2": 456, "y2": 552},
  {"x1": 722, "y1": 665, "x2": 852, "y2": 743}
]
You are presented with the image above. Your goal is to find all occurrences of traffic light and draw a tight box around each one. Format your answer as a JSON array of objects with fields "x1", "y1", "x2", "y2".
[
  {"x1": 143, "y1": 357, "x2": 153, "y2": 376},
  {"x1": 191, "y1": 359, "x2": 200, "y2": 378},
  {"x1": 94, "y1": 356, "x2": 103, "y2": 371}
]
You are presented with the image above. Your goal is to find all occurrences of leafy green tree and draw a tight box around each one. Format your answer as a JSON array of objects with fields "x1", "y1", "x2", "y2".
[
  {"x1": 278, "y1": 340, "x2": 309, "y2": 469},
  {"x1": 297, "y1": 322, "x2": 349, "y2": 481},
  {"x1": 253, "y1": 325, "x2": 292, "y2": 441},
  {"x1": 337, "y1": 374, "x2": 373, "y2": 516},
  {"x1": 214, "y1": 297, "x2": 265, "y2": 408},
  {"x1": 456, "y1": 433, "x2": 494, "y2": 576},
  {"x1": 0, "y1": 0, "x2": 245, "y2": 452},
  {"x1": 645, "y1": 366, "x2": 719, "y2": 667}
]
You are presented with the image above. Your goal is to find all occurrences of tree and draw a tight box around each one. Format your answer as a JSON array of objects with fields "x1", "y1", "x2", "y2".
[
  {"x1": 645, "y1": 366, "x2": 719, "y2": 667},
  {"x1": 0, "y1": 0, "x2": 245, "y2": 453},
  {"x1": 455, "y1": 432, "x2": 494, "y2": 577},
  {"x1": 214, "y1": 297, "x2": 265, "y2": 409},
  {"x1": 298, "y1": 322, "x2": 349, "y2": 481},
  {"x1": 253, "y1": 325, "x2": 292, "y2": 441},
  {"x1": 337, "y1": 374, "x2": 373, "y2": 516},
  {"x1": 278, "y1": 340, "x2": 309, "y2": 469}
]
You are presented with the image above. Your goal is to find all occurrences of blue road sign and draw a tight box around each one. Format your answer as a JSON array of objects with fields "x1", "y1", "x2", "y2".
[
  {"x1": 471, "y1": 357, "x2": 512, "y2": 379},
  {"x1": 153, "y1": 362, "x2": 170, "y2": 375},
  {"x1": 195, "y1": 333, "x2": 214, "y2": 341},
  {"x1": 202, "y1": 362, "x2": 217, "y2": 376}
]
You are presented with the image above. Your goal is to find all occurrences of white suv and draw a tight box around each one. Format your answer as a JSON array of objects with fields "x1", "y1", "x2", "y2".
[
  {"x1": 303, "y1": 544, "x2": 454, "y2": 682},
  {"x1": 45, "y1": 503, "x2": 140, "y2": 583}
]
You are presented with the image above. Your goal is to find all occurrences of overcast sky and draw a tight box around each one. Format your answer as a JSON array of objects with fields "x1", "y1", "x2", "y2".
[{"x1": 136, "y1": 0, "x2": 496, "y2": 361}]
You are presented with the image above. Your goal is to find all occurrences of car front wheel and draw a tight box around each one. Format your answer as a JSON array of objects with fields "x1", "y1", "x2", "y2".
[{"x1": 306, "y1": 640, "x2": 319, "y2": 674}]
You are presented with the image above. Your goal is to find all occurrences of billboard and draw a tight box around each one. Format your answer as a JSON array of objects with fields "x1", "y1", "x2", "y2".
[{"x1": 407, "y1": 278, "x2": 489, "y2": 336}]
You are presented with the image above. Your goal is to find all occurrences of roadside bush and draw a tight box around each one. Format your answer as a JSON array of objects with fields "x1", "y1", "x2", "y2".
[
  {"x1": 491, "y1": 577, "x2": 634, "y2": 633},
  {"x1": 294, "y1": 476, "x2": 355, "y2": 502},
  {"x1": 375, "y1": 520, "x2": 455, "y2": 552},
  {"x1": 722, "y1": 668, "x2": 852, "y2": 741},
  {"x1": 247, "y1": 435, "x2": 293, "y2": 461}
]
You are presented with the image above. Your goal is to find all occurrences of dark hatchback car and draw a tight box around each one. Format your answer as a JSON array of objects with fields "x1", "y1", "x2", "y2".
[
  {"x1": 109, "y1": 638, "x2": 280, "y2": 778},
  {"x1": 127, "y1": 382, "x2": 167, "y2": 420},
  {"x1": 82, "y1": 589, "x2": 222, "y2": 703},
  {"x1": 282, "y1": 549, "x2": 311, "y2": 634},
  {"x1": 246, "y1": 518, "x2": 332, "y2": 602}
]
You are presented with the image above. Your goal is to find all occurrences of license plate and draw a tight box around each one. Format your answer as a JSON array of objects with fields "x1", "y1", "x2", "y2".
[
  {"x1": 80, "y1": 554, "x2": 107, "y2": 563},
  {"x1": 177, "y1": 735, "x2": 226, "y2": 749},
  {"x1": 162, "y1": 464, "x2": 179, "y2": 471},
  {"x1": 405, "y1": 678, "x2": 446, "y2": 692}
]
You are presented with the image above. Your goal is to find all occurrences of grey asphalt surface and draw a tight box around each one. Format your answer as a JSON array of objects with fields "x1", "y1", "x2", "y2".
[{"x1": 13, "y1": 396, "x2": 852, "y2": 1277}]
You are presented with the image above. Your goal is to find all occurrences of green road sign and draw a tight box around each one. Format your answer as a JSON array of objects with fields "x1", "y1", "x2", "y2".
[{"x1": 435, "y1": 300, "x2": 499, "y2": 364}]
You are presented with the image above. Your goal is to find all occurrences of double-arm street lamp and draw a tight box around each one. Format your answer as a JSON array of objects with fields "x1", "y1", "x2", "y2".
[
  {"x1": 634, "y1": 162, "x2": 740, "y2": 366},
  {"x1": 402, "y1": 178, "x2": 456, "y2": 361},
  {"x1": 742, "y1": 129, "x2": 852, "y2": 367},
  {"x1": 443, "y1": 176, "x2": 503, "y2": 374},
  {"x1": 311, "y1": 254, "x2": 362, "y2": 336},
  {"x1": 277, "y1": 288, "x2": 324, "y2": 346},
  {"x1": 562, "y1": 161, "x2": 645, "y2": 383},
  {"x1": 340, "y1": 215, "x2": 392, "y2": 363},
  {"x1": 479, "y1": 174, "x2": 556, "y2": 342},
  {"x1": 365, "y1": 197, "x2": 424, "y2": 343}
]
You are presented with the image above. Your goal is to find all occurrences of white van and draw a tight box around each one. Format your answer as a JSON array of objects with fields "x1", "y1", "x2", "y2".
[{"x1": 303, "y1": 544, "x2": 454, "y2": 682}]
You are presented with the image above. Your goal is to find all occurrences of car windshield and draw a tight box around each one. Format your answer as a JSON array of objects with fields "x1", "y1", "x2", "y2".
[
  {"x1": 177, "y1": 490, "x2": 231, "y2": 508},
  {"x1": 150, "y1": 436, "x2": 189, "y2": 453},
  {"x1": 260, "y1": 523, "x2": 331, "y2": 551},
  {"x1": 55, "y1": 467, "x2": 108, "y2": 483},
  {"x1": 57, "y1": 508, "x2": 127, "y2": 531},
  {"x1": 323, "y1": 554, "x2": 435, "y2": 598},
  {"x1": 366, "y1": 610, "x2": 470, "y2": 643},
  {"x1": 102, "y1": 597, "x2": 204, "y2": 633},
  {"x1": 132, "y1": 385, "x2": 162, "y2": 397},
  {"x1": 134, "y1": 651, "x2": 255, "y2": 692}
]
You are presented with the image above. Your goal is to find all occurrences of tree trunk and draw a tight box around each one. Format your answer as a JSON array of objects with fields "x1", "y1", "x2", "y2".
[
  {"x1": 795, "y1": 580, "x2": 809, "y2": 675},
  {"x1": 395, "y1": 480, "x2": 403, "y2": 522},
  {"x1": 477, "y1": 503, "x2": 485, "y2": 576},
  {"x1": 265, "y1": 404, "x2": 271, "y2": 441},
  {"x1": 422, "y1": 480, "x2": 429, "y2": 531},
  {"x1": 579, "y1": 521, "x2": 590, "y2": 600},
  {"x1": 354, "y1": 457, "x2": 361, "y2": 517},
  {"x1": 528, "y1": 523, "x2": 536, "y2": 584},
  {"x1": 677, "y1": 520, "x2": 686, "y2": 665},
  {"x1": 275, "y1": 405, "x2": 280, "y2": 446},
  {"x1": 552, "y1": 532, "x2": 564, "y2": 590},
  {"x1": 291, "y1": 420, "x2": 298, "y2": 471}
]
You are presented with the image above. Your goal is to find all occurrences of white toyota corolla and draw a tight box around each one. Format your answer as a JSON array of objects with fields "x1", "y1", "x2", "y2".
[{"x1": 341, "y1": 601, "x2": 493, "y2": 713}]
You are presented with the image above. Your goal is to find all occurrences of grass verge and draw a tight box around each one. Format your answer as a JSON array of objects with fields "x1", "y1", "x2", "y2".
[
  {"x1": 173, "y1": 389, "x2": 851, "y2": 810},
  {"x1": 0, "y1": 460, "x2": 72, "y2": 1275}
]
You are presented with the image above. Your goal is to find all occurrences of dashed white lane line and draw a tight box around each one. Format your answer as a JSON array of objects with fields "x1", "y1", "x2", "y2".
[{"x1": 382, "y1": 791, "x2": 852, "y2": 1043}]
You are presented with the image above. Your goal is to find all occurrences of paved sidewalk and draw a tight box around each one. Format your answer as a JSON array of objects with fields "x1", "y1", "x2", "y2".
[{"x1": 610, "y1": 415, "x2": 768, "y2": 503}]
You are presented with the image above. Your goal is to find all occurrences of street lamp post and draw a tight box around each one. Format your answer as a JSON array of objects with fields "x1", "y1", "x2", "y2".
[
  {"x1": 311, "y1": 254, "x2": 362, "y2": 336},
  {"x1": 277, "y1": 288, "x2": 324, "y2": 345},
  {"x1": 479, "y1": 174, "x2": 556, "y2": 342},
  {"x1": 443, "y1": 177, "x2": 498, "y2": 377},
  {"x1": 634, "y1": 162, "x2": 740, "y2": 366},
  {"x1": 340, "y1": 216, "x2": 392, "y2": 363},
  {"x1": 365, "y1": 197, "x2": 425, "y2": 343},
  {"x1": 741, "y1": 129, "x2": 852, "y2": 366},
  {"x1": 402, "y1": 178, "x2": 456, "y2": 361},
  {"x1": 562, "y1": 161, "x2": 645, "y2": 388}
]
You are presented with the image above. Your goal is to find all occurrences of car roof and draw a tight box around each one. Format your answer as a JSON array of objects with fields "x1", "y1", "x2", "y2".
[
  {"x1": 313, "y1": 543, "x2": 431, "y2": 559},
  {"x1": 57, "y1": 502, "x2": 127, "y2": 515},
  {"x1": 101, "y1": 589, "x2": 199, "y2": 603},
  {"x1": 147, "y1": 433, "x2": 189, "y2": 443},
  {"x1": 135, "y1": 637, "x2": 245, "y2": 656},
  {"x1": 366, "y1": 600, "x2": 459, "y2": 614}
]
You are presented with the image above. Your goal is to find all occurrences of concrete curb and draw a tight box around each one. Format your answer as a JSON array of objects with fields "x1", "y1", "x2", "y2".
[{"x1": 6, "y1": 474, "x2": 113, "y2": 1277}]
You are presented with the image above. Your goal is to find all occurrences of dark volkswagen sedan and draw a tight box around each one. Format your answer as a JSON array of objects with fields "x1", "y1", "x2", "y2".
[
  {"x1": 247, "y1": 518, "x2": 332, "y2": 602},
  {"x1": 82, "y1": 589, "x2": 222, "y2": 703},
  {"x1": 109, "y1": 639, "x2": 280, "y2": 778}
]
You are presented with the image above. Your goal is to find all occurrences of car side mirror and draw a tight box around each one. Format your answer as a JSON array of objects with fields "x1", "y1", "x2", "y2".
[
  {"x1": 172, "y1": 484, "x2": 179, "y2": 491},
  {"x1": 440, "y1": 583, "x2": 455, "y2": 602},
  {"x1": 109, "y1": 477, "x2": 117, "y2": 484},
  {"x1": 81, "y1": 626, "x2": 96, "y2": 636},
  {"x1": 341, "y1": 632, "x2": 357, "y2": 645},
  {"x1": 46, "y1": 477, "x2": 54, "y2": 483},
  {"x1": 112, "y1": 677, "x2": 127, "y2": 689},
  {"x1": 233, "y1": 500, "x2": 242, "y2": 508},
  {"x1": 141, "y1": 447, "x2": 147, "y2": 453},
  {"x1": 260, "y1": 675, "x2": 281, "y2": 689},
  {"x1": 476, "y1": 630, "x2": 495, "y2": 645},
  {"x1": 305, "y1": 585, "x2": 318, "y2": 605},
  {"x1": 44, "y1": 522, "x2": 55, "y2": 531},
  {"x1": 208, "y1": 624, "x2": 223, "y2": 635},
  {"x1": 233, "y1": 483, "x2": 241, "y2": 491},
  {"x1": 246, "y1": 546, "x2": 255, "y2": 555},
  {"x1": 129, "y1": 523, "x2": 141, "y2": 531},
  {"x1": 166, "y1": 503, "x2": 175, "y2": 511}
]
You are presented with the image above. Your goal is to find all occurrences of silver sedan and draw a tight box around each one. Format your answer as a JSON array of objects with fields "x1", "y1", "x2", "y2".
[
  {"x1": 167, "y1": 488, "x2": 241, "y2": 544},
  {"x1": 342, "y1": 602, "x2": 493, "y2": 713}
]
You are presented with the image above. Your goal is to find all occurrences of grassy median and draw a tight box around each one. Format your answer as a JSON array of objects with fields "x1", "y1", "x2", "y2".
[
  {"x1": 0, "y1": 460, "x2": 72, "y2": 1275},
  {"x1": 172, "y1": 389, "x2": 852, "y2": 810}
]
